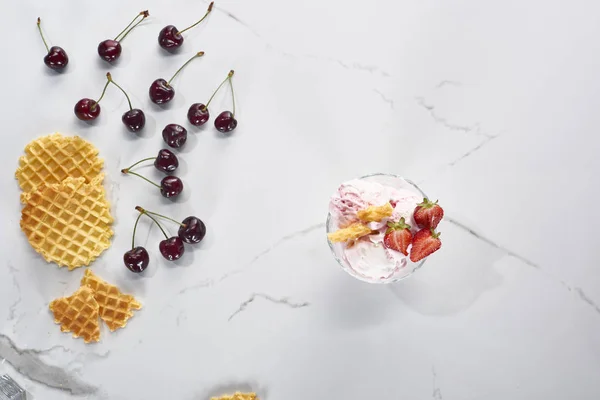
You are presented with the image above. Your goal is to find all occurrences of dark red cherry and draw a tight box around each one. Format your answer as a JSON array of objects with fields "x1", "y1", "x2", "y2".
[
  {"x1": 97, "y1": 11, "x2": 148, "y2": 63},
  {"x1": 162, "y1": 124, "x2": 187, "y2": 148},
  {"x1": 214, "y1": 111, "x2": 237, "y2": 133},
  {"x1": 98, "y1": 40, "x2": 122, "y2": 63},
  {"x1": 158, "y1": 25, "x2": 183, "y2": 50},
  {"x1": 159, "y1": 236, "x2": 185, "y2": 261},
  {"x1": 160, "y1": 176, "x2": 183, "y2": 198},
  {"x1": 158, "y1": 3, "x2": 213, "y2": 51},
  {"x1": 122, "y1": 109, "x2": 146, "y2": 132},
  {"x1": 37, "y1": 18, "x2": 69, "y2": 71},
  {"x1": 178, "y1": 216, "x2": 206, "y2": 244},
  {"x1": 154, "y1": 149, "x2": 179, "y2": 173},
  {"x1": 149, "y1": 52, "x2": 205, "y2": 104},
  {"x1": 74, "y1": 99, "x2": 100, "y2": 121},
  {"x1": 123, "y1": 246, "x2": 149, "y2": 273},
  {"x1": 149, "y1": 79, "x2": 175, "y2": 104},
  {"x1": 187, "y1": 103, "x2": 209, "y2": 126},
  {"x1": 44, "y1": 46, "x2": 69, "y2": 70}
]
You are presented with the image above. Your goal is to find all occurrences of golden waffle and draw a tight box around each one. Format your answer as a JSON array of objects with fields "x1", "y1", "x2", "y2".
[
  {"x1": 357, "y1": 203, "x2": 394, "y2": 222},
  {"x1": 81, "y1": 270, "x2": 142, "y2": 331},
  {"x1": 49, "y1": 286, "x2": 101, "y2": 343},
  {"x1": 20, "y1": 176, "x2": 113, "y2": 269},
  {"x1": 327, "y1": 223, "x2": 373, "y2": 243},
  {"x1": 15, "y1": 133, "x2": 104, "y2": 196},
  {"x1": 211, "y1": 393, "x2": 257, "y2": 400}
]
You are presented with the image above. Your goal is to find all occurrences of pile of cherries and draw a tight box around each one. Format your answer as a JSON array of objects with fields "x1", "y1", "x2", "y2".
[
  {"x1": 124, "y1": 206, "x2": 206, "y2": 272},
  {"x1": 37, "y1": 2, "x2": 239, "y2": 135}
]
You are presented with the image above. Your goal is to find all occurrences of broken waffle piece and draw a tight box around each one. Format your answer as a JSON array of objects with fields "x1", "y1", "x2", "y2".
[
  {"x1": 327, "y1": 223, "x2": 373, "y2": 243},
  {"x1": 49, "y1": 286, "x2": 101, "y2": 343},
  {"x1": 211, "y1": 393, "x2": 258, "y2": 400},
  {"x1": 20, "y1": 176, "x2": 113, "y2": 269},
  {"x1": 357, "y1": 202, "x2": 394, "y2": 222},
  {"x1": 81, "y1": 269, "x2": 142, "y2": 332}
]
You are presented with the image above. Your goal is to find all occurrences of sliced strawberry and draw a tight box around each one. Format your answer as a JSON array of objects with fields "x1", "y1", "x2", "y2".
[
  {"x1": 413, "y1": 198, "x2": 444, "y2": 229},
  {"x1": 383, "y1": 217, "x2": 412, "y2": 256},
  {"x1": 410, "y1": 228, "x2": 441, "y2": 262}
]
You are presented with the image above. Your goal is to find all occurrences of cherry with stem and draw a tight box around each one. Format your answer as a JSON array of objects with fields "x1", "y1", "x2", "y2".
[
  {"x1": 149, "y1": 52, "x2": 205, "y2": 105},
  {"x1": 136, "y1": 207, "x2": 185, "y2": 261},
  {"x1": 158, "y1": 2, "x2": 214, "y2": 51},
  {"x1": 121, "y1": 166, "x2": 183, "y2": 198},
  {"x1": 98, "y1": 10, "x2": 149, "y2": 63},
  {"x1": 214, "y1": 70, "x2": 237, "y2": 133},
  {"x1": 188, "y1": 70, "x2": 233, "y2": 126},
  {"x1": 124, "y1": 149, "x2": 179, "y2": 174},
  {"x1": 135, "y1": 206, "x2": 206, "y2": 244},
  {"x1": 106, "y1": 72, "x2": 146, "y2": 132},
  {"x1": 123, "y1": 212, "x2": 150, "y2": 273},
  {"x1": 37, "y1": 18, "x2": 69, "y2": 70},
  {"x1": 188, "y1": 70, "x2": 237, "y2": 132},
  {"x1": 74, "y1": 76, "x2": 110, "y2": 121}
]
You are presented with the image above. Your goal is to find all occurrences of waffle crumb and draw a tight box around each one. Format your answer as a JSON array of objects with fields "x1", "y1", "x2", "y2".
[
  {"x1": 327, "y1": 223, "x2": 372, "y2": 243},
  {"x1": 211, "y1": 393, "x2": 257, "y2": 400},
  {"x1": 357, "y1": 203, "x2": 394, "y2": 222}
]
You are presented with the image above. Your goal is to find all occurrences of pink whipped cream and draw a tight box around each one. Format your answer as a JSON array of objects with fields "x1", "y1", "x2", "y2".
[{"x1": 329, "y1": 178, "x2": 422, "y2": 280}]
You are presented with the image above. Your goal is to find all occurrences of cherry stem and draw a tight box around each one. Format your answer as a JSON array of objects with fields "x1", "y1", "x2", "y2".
[
  {"x1": 229, "y1": 71, "x2": 236, "y2": 116},
  {"x1": 135, "y1": 207, "x2": 169, "y2": 239},
  {"x1": 106, "y1": 72, "x2": 133, "y2": 110},
  {"x1": 115, "y1": 10, "x2": 149, "y2": 42},
  {"x1": 177, "y1": 2, "x2": 214, "y2": 36},
  {"x1": 138, "y1": 208, "x2": 186, "y2": 227},
  {"x1": 36, "y1": 18, "x2": 49, "y2": 52},
  {"x1": 204, "y1": 70, "x2": 235, "y2": 109},
  {"x1": 123, "y1": 157, "x2": 155, "y2": 171},
  {"x1": 91, "y1": 79, "x2": 111, "y2": 112},
  {"x1": 131, "y1": 212, "x2": 143, "y2": 249},
  {"x1": 121, "y1": 169, "x2": 161, "y2": 189},
  {"x1": 167, "y1": 52, "x2": 205, "y2": 86}
]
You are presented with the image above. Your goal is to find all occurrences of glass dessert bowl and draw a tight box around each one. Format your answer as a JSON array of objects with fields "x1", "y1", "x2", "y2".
[{"x1": 326, "y1": 173, "x2": 431, "y2": 284}]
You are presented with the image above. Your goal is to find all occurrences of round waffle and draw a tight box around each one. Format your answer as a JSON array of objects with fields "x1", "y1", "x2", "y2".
[
  {"x1": 20, "y1": 176, "x2": 113, "y2": 269},
  {"x1": 15, "y1": 133, "x2": 104, "y2": 197}
]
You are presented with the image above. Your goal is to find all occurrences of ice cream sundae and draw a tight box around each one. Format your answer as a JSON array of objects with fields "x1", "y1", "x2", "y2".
[{"x1": 326, "y1": 174, "x2": 443, "y2": 283}]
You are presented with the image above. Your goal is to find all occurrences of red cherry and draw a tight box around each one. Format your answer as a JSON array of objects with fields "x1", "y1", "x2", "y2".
[
  {"x1": 37, "y1": 18, "x2": 69, "y2": 71},
  {"x1": 187, "y1": 103, "x2": 209, "y2": 126},
  {"x1": 74, "y1": 99, "x2": 101, "y2": 121},
  {"x1": 149, "y1": 52, "x2": 205, "y2": 105},
  {"x1": 158, "y1": 26, "x2": 183, "y2": 50},
  {"x1": 158, "y1": 3, "x2": 213, "y2": 51},
  {"x1": 74, "y1": 75, "x2": 110, "y2": 121},
  {"x1": 98, "y1": 11, "x2": 148, "y2": 63}
]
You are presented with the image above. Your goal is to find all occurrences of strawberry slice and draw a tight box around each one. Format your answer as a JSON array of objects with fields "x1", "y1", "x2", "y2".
[
  {"x1": 383, "y1": 217, "x2": 412, "y2": 256},
  {"x1": 414, "y1": 198, "x2": 444, "y2": 229},
  {"x1": 410, "y1": 228, "x2": 441, "y2": 262}
]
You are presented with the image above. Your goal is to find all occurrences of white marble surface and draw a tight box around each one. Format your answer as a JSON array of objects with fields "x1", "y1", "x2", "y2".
[{"x1": 1, "y1": 0, "x2": 600, "y2": 399}]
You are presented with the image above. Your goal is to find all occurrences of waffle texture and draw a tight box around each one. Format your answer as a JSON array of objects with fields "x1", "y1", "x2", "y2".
[
  {"x1": 15, "y1": 133, "x2": 104, "y2": 196},
  {"x1": 49, "y1": 286, "x2": 101, "y2": 343},
  {"x1": 211, "y1": 393, "x2": 258, "y2": 400},
  {"x1": 20, "y1": 176, "x2": 113, "y2": 269},
  {"x1": 81, "y1": 270, "x2": 142, "y2": 331}
]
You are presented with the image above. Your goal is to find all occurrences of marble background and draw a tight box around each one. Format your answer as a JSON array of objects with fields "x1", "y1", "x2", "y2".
[{"x1": 1, "y1": 0, "x2": 600, "y2": 399}]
